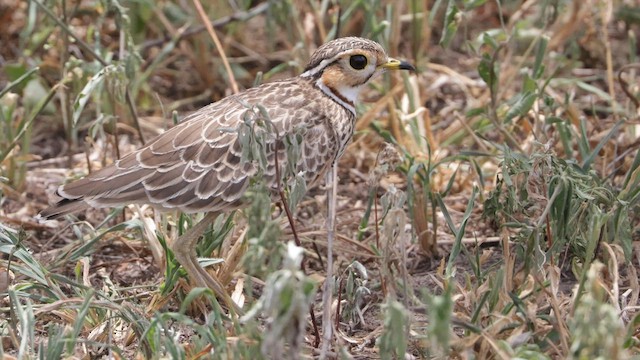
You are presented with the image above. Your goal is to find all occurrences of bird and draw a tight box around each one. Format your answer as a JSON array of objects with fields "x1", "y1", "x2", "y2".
[{"x1": 40, "y1": 37, "x2": 414, "y2": 312}]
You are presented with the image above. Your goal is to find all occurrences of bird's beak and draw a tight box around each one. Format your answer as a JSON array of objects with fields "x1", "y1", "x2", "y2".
[{"x1": 381, "y1": 58, "x2": 415, "y2": 71}]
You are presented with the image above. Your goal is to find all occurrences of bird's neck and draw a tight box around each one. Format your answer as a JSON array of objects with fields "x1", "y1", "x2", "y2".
[
  {"x1": 302, "y1": 69, "x2": 360, "y2": 115},
  {"x1": 314, "y1": 78, "x2": 359, "y2": 116}
]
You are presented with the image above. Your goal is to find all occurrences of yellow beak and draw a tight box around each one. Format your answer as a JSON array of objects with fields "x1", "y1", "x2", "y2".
[{"x1": 381, "y1": 58, "x2": 415, "y2": 71}]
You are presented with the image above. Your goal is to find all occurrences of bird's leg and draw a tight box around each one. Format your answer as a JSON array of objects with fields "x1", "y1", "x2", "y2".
[
  {"x1": 320, "y1": 163, "x2": 337, "y2": 357},
  {"x1": 170, "y1": 212, "x2": 242, "y2": 314}
]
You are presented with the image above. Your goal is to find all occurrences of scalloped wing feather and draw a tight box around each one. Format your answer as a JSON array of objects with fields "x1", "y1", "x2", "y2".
[{"x1": 41, "y1": 78, "x2": 353, "y2": 217}]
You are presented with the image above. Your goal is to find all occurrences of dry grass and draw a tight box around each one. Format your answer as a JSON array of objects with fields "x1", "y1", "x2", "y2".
[{"x1": 1, "y1": 0, "x2": 640, "y2": 358}]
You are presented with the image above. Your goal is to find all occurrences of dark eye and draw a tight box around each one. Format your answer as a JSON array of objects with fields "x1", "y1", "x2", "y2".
[{"x1": 349, "y1": 55, "x2": 368, "y2": 70}]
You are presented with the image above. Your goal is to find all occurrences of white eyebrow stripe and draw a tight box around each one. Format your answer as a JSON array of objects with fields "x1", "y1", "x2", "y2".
[
  {"x1": 300, "y1": 56, "x2": 340, "y2": 78},
  {"x1": 300, "y1": 49, "x2": 370, "y2": 78}
]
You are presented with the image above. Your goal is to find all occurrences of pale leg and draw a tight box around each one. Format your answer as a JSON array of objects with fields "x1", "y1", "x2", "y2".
[
  {"x1": 170, "y1": 212, "x2": 242, "y2": 314},
  {"x1": 320, "y1": 163, "x2": 337, "y2": 358}
]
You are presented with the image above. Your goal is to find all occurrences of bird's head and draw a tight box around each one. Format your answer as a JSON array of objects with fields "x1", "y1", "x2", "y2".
[{"x1": 300, "y1": 37, "x2": 415, "y2": 113}]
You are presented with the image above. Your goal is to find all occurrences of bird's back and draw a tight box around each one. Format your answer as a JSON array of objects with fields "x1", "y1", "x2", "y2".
[{"x1": 41, "y1": 76, "x2": 354, "y2": 218}]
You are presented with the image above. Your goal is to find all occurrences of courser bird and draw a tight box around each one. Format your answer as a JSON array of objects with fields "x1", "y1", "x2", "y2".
[{"x1": 40, "y1": 37, "x2": 414, "y2": 312}]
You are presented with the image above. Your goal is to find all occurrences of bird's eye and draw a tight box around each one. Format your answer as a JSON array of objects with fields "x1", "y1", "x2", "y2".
[{"x1": 349, "y1": 55, "x2": 368, "y2": 70}]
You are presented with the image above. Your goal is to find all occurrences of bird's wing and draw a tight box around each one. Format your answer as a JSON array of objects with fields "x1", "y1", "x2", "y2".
[{"x1": 46, "y1": 80, "x2": 339, "y2": 216}]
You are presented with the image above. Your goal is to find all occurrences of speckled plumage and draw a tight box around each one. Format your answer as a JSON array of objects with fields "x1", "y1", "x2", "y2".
[
  {"x1": 42, "y1": 77, "x2": 352, "y2": 216},
  {"x1": 41, "y1": 37, "x2": 413, "y2": 219},
  {"x1": 40, "y1": 37, "x2": 413, "y2": 310}
]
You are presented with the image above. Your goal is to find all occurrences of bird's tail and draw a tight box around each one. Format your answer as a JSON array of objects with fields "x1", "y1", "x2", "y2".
[{"x1": 38, "y1": 198, "x2": 90, "y2": 220}]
